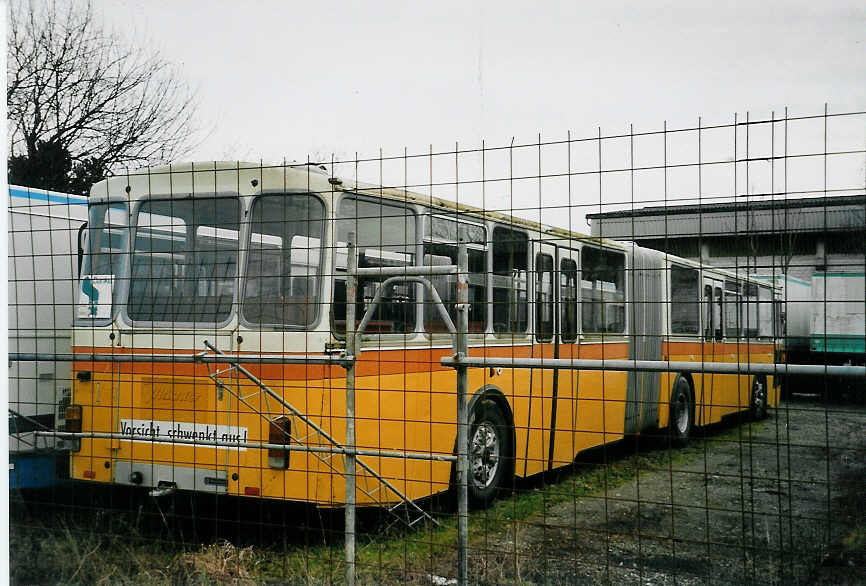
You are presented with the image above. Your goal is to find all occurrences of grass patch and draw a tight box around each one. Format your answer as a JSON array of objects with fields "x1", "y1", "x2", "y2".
[{"x1": 254, "y1": 421, "x2": 767, "y2": 583}]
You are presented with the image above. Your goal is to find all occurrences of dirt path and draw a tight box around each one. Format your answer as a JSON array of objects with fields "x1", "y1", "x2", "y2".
[{"x1": 446, "y1": 399, "x2": 865, "y2": 585}]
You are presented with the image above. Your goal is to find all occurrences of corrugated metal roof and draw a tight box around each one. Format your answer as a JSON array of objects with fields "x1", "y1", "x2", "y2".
[{"x1": 589, "y1": 195, "x2": 865, "y2": 239}]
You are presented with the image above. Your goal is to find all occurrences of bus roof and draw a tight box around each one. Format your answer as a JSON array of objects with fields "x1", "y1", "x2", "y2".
[
  {"x1": 92, "y1": 161, "x2": 619, "y2": 246},
  {"x1": 86, "y1": 161, "x2": 777, "y2": 288}
]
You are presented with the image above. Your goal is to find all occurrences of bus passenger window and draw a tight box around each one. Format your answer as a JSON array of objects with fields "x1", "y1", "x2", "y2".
[
  {"x1": 714, "y1": 287, "x2": 723, "y2": 340},
  {"x1": 670, "y1": 266, "x2": 699, "y2": 335},
  {"x1": 758, "y1": 285, "x2": 774, "y2": 337},
  {"x1": 581, "y1": 247, "x2": 625, "y2": 334},
  {"x1": 743, "y1": 282, "x2": 759, "y2": 337},
  {"x1": 724, "y1": 280, "x2": 742, "y2": 338},
  {"x1": 492, "y1": 227, "x2": 528, "y2": 334},
  {"x1": 535, "y1": 253, "x2": 554, "y2": 342},
  {"x1": 724, "y1": 292, "x2": 741, "y2": 338},
  {"x1": 424, "y1": 216, "x2": 487, "y2": 333},
  {"x1": 242, "y1": 194, "x2": 325, "y2": 327},
  {"x1": 560, "y1": 258, "x2": 578, "y2": 343},
  {"x1": 334, "y1": 197, "x2": 416, "y2": 334}
]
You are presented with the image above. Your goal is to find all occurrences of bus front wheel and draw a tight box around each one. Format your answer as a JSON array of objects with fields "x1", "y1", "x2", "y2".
[
  {"x1": 467, "y1": 399, "x2": 511, "y2": 508},
  {"x1": 668, "y1": 376, "x2": 694, "y2": 447}
]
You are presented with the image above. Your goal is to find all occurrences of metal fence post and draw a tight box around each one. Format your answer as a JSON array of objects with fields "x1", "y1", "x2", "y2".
[
  {"x1": 456, "y1": 240, "x2": 469, "y2": 585},
  {"x1": 345, "y1": 232, "x2": 358, "y2": 586}
]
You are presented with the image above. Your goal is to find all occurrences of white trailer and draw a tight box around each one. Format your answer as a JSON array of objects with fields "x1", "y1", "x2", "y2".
[
  {"x1": 809, "y1": 272, "x2": 866, "y2": 359},
  {"x1": 8, "y1": 184, "x2": 89, "y2": 488},
  {"x1": 808, "y1": 272, "x2": 866, "y2": 400}
]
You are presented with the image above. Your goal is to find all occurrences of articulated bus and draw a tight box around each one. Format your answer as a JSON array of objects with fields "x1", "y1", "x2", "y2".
[{"x1": 68, "y1": 162, "x2": 779, "y2": 508}]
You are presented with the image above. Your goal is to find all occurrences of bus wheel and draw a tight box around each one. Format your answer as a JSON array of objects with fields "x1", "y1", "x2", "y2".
[
  {"x1": 750, "y1": 377, "x2": 768, "y2": 421},
  {"x1": 668, "y1": 376, "x2": 694, "y2": 447},
  {"x1": 467, "y1": 399, "x2": 510, "y2": 508}
]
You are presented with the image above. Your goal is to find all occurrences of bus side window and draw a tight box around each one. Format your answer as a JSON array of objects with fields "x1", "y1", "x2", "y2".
[
  {"x1": 758, "y1": 285, "x2": 774, "y2": 338},
  {"x1": 560, "y1": 257, "x2": 578, "y2": 343},
  {"x1": 581, "y1": 246, "x2": 625, "y2": 334},
  {"x1": 724, "y1": 280, "x2": 742, "y2": 339},
  {"x1": 743, "y1": 282, "x2": 759, "y2": 337},
  {"x1": 424, "y1": 216, "x2": 487, "y2": 333},
  {"x1": 333, "y1": 197, "x2": 416, "y2": 334},
  {"x1": 535, "y1": 252, "x2": 554, "y2": 342},
  {"x1": 671, "y1": 265, "x2": 699, "y2": 335},
  {"x1": 492, "y1": 226, "x2": 528, "y2": 334},
  {"x1": 714, "y1": 286, "x2": 723, "y2": 341}
]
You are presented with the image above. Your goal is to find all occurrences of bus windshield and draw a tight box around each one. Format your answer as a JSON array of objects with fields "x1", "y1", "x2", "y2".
[
  {"x1": 127, "y1": 197, "x2": 241, "y2": 323},
  {"x1": 241, "y1": 194, "x2": 325, "y2": 327}
]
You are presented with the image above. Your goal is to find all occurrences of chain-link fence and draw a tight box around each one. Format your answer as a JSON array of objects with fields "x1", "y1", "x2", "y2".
[{"x1": 8, "y1": 107, "x2": 865, "y2": 585}]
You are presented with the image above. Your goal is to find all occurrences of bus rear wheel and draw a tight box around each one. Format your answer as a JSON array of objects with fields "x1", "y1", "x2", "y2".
[
  {"x1": 668, "y1": 376, "x2": 694, "y2": 447},
  {"x1": 467, "y1": 399, "x2": 511, "y2": 508}
]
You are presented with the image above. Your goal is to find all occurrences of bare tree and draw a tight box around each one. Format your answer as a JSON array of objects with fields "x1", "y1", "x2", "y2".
[{"x1": 7, "y1": 0, "x2": 199, "y2": 192}]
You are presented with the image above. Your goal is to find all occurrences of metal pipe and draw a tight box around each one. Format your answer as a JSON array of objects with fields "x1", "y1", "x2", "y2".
[
  {"x1": 345, "y1": 233, "x2": 358, "y2": 586},
  {"x1": 441, "y1": 356, "x2": 866, "y2": 378},
  {"x1": 354, "y1": 265, "x2": 457, "y2": 277},
  {"x1": 355, "y1": 275, "x2": 457, "y2": 347},
  {"x1": 201, "y1": 341, "x2": 441, "y2": 530},
  {"x1": 33, "y1": 431, "x2": 456, "y2": 462},
  {"x1": 16, "y1": 354, "x2": 863, "y2": 377},
  {"x1": 9, "y1": 352, "x2": 348, "y2": 366},
  {"x1": 203, "y1": 341, "x2": 347, "y2": 450},
  {"x1": 456, "y1": 240, "x2": 469, "y2": 586}
]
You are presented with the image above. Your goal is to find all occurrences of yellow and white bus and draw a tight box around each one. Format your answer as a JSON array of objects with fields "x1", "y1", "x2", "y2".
[{"x1": 68, "y1": 161, "x2": 779, "y2": 508}]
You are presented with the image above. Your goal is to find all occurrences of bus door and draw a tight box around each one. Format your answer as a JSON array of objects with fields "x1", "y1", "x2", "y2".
[
  {"x1": 701, "y1": 276, "x2": 724, "y2": 424},
  {"x1": 525, "y1": 240, "x2": 556, "y2": 476},
  {"x1": 551, "y1": 246, "x2": 580, "y2": 468}
]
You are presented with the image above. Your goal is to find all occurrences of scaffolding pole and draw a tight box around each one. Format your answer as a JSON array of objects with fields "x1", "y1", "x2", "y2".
[
  {"x1": 345, "y1": 233, "x2": 358, "y2": 586},
  {"x1": 455, "y1": 241, "x2": 470, "y2": 586}
]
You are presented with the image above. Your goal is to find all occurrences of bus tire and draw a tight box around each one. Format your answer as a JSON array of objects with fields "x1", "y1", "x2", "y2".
[
  {"x1": 750, "y1": 376, "x2": 768, "y2": 421},
  {"x1": 668, "y1": 376, "x2": 694, "y2": 447},
  {"x1": 467, "y1": 399, "x2": 511, "y2": 508}
]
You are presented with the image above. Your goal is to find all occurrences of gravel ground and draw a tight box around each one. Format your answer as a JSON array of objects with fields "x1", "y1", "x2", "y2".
[
  {"x1": 10, "y1": 395, "x2": 864, "y2": 585},
  {"x1": 451, "y1": 396, "x2": 866, "y2": 585}
]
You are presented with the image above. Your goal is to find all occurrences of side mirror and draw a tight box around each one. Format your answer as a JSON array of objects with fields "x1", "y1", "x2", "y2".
[{"x1": 77, "y1": 221, "x2": 88, "y2": 278}]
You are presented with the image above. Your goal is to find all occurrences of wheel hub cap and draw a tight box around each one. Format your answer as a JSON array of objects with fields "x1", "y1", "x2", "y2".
[{"x1": 471, "y1": 422, "x2": 500, "y2": 488}]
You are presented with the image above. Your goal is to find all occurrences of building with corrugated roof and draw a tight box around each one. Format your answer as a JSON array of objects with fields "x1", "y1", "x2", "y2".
[{"x1": 586, "y1": 195, "x2": 865, "y2": 281}]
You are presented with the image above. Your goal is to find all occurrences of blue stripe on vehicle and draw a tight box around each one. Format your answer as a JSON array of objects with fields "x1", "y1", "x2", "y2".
[{"x1": 9, "y1": 186, "x2": 88, "y2": 206}]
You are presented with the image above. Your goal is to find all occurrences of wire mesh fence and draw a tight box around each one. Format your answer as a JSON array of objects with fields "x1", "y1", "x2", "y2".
[{"x1": 7, "y1": 107, "x2": 866, "y2": 585}]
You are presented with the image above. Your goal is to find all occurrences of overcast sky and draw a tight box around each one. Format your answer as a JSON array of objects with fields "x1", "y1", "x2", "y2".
[{"x1": 93, "y1": 0, "x2": 865, "y2": 227}]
